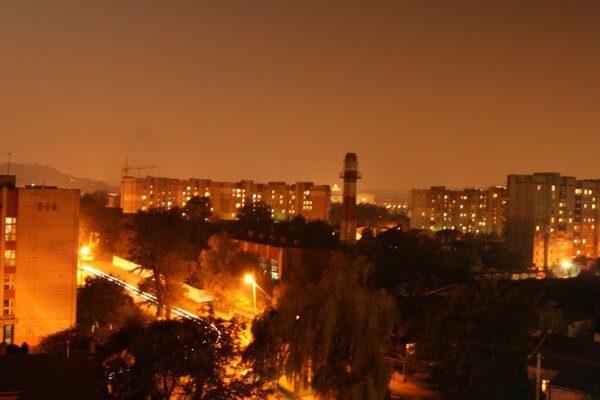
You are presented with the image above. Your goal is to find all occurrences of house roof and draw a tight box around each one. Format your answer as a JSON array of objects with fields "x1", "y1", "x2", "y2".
[
  {"x1": 548, "y1": 370, "x2": 600, "y2": 395},
  {"x1": 530, "y1": 333, "x2": 600, "y2": 396},
  {"x1": 530, "y1": 332, "x2": 600, "y2": 368}
]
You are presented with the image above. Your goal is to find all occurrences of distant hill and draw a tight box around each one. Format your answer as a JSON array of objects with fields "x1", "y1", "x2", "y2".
[{"x1": 0, "y1": 163, "x2": 119, "y2": 193}]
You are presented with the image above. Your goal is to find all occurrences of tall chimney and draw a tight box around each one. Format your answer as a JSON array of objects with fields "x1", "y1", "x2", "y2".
[{"x1": 340, "y1": 153, "x2": 361, "y2": 245}]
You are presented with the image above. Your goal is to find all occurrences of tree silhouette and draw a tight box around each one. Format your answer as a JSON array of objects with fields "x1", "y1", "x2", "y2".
[
  {"x1": 77, "y1": 276, "x2": 144, "y2": 342},
  {"x1": 416, "y1": 281, "x2": 563, "y2": 399},
  {"x1": 128, "y1": 208, "x2": 195, "y2": 319},
  {"x1": 236, "y1": 201, "x2": 273, "y2": 236},
  {"x1": 246, "y1": 256, "x2": 398, "y2": 399},
  {"x1": 102, "y1": 319, "x2": 274, "y2": 399},
  {"x1": 183, "y1": 196, "x2": 212, "y2": 222}
]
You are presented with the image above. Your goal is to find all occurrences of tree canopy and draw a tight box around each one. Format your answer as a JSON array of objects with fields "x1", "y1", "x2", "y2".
[
  {"x1": 80, "y1": 190, "x2": 123, "y2": 256},
  {"x1": 102, "y1": 318, "x2": 274, "y2": 399},
  {"x1": 416, "y1": 281, "x2": 564, "y2": 399},
  {"x1": 194, "y1": 232, "x2": 260, "y2": 312},
  {"x1": 236, "y1": 201, "x2": 274, "y2": 235},
  {"x1": 183, "y1": 196, "x2": 212, "y2": 222},
  {"x1": 246, "y1": 256, "x2": 398, "y2": 399},
  {"x1": 127, "y1": 208, "x2": 196, "y2": 318},
  {"x1": 77, "y1": 276, "x2": 145, "y2": 342}
]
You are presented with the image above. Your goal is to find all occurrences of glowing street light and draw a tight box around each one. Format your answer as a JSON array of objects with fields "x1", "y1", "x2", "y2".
[
  {"x1": 560, "y1": 259, "x2": 572, "y2": 270},
  {"x1": 244, "y1": 274, "x2": 257, "y2": 313}
]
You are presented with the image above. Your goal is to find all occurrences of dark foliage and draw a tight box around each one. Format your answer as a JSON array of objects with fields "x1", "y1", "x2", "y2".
[{"x1": 416, "y1": 281, "x2": 563, "y2": 400}]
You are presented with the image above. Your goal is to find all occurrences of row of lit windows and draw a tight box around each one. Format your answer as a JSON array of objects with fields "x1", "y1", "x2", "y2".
[{"x1": 4, "y1": 218, "x2": 16, "y2": 241}]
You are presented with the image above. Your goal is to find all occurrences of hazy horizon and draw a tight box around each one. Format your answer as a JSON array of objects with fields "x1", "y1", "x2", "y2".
[{"x1": 2, "y1": 1, "x2": 599, "y2": 190}]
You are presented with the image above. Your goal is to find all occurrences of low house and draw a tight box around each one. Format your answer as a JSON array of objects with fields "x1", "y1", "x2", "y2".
[{"x1": 528, "y1": 333, "x2": 600, "y2": 399}]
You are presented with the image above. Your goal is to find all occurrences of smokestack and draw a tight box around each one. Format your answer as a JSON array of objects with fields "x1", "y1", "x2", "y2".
[{"x1": 340, "y1": 153, "x2": 361, "y2": 245}]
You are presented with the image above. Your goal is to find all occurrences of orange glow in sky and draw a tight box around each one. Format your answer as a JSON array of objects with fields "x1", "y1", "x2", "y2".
[{"x1": 1, "y1": 1, "x2": 599, "y2": 190}]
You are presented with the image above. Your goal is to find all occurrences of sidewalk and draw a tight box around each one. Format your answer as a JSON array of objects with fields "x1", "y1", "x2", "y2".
[{"x1": 389, "y1": 374, "x2": 442, "y2": 400}]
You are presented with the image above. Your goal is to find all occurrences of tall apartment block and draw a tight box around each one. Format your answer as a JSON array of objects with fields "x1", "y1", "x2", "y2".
[
  {"x1": 0, "y1": 176, "x2": 79, "y2": 346},
  {"x1": 507, "y1": 173, "x2": 600, "y2": 268},
  {"x1": 120, "y1": 176, "x2": 331, "y2": 222},
  {"x1": 411, "y1": 186, "x2": 507, "y2": 236}
]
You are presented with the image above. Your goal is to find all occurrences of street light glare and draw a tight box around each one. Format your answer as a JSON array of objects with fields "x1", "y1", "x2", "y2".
[
  {"x1": 560, "y1": 260, "x2": 572, "y2": 270},
  {"x1": 244, "y1": 274, "x2": 255, "y2": 285}
]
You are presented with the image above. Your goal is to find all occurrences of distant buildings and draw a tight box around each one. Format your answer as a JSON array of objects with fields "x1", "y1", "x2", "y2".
[
  {"x1": 507, "y1": 173, "x2": 600, "y2": 269},
  {"x1": 410, "y1": 172, "x2": 600, "y2": 269},
  {"x1": 121, "y1": 176, "x2": 331, "y2": 222},
  {"x1": 410, "y1": 185, "x2": 506, "y2": 236},
  {"x1": 0, "y1": 176, "x2": 79, "y2": 346}
]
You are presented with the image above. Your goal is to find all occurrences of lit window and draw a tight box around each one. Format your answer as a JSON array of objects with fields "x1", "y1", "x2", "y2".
[
  {"x1": 4, "y1": 218, "x2": 16, "y2": 241},
  {"x1": 3, "y1": 299, "x2": 14, "y2": 316},
  {"x1": 3, "y1": 324, "x2": 14, "y2": 345},
  {"x1": 3, "y1": 274, "x2": 15, "y2": 290},
  {"x1": 4, "y1": 250, "x2": 16, "y2": 267}
]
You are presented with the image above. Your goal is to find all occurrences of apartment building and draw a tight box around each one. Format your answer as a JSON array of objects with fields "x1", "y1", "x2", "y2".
[
  {"x1": 411, "y1": 186, "x2": 507, "y2": 236},
  {"x1": 0, "y1": 176, "x2": 79, "y2": 346},
  {"x1": 120, "y1": 176, "x2": 331, "y2": 221},
  {"x1": 507, "y1": 173, "x2": 600, "y2": 268}
]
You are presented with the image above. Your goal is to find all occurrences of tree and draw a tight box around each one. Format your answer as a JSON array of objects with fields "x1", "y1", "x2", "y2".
[
  {"x1": 39, "y1": 277, "x2": 144, "y2": 353},
  {"x1": 38, "y1": 327, "x2": 89, "y2": 353},
  {"x1": 194, "y1": 232, "x2": 259, "y2": 311},
  {"x1": 128, "y1": 208, "x2": 196, "y2": 319},
  {"x1": 183, "y1": 196, "x2": 212, "y2": 222},
  {"x1": 246, "y1": 256, "x2": 398, "y2": 399},
  {"x1": 77, "y1": 276, "x2": 144, "y2": 342},
  {"x1": 416, "y1": 281, "x2": 563, "y2": 399},
  {"x1": 80, "y1": 190, "x2": 123, "y2": 256},
  {"x1": 280, "y1": 217, "x2": 338, "y2": 248},
  {"x1": 236, "y1": 201, "x2": 273, "y2": 236},
  {"x1": 102, "y1": 318, "x2": 275, "y2": 399}
]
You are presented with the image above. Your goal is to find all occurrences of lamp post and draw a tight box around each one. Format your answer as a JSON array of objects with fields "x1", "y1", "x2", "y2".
[{"x1": 244, "y1": 274, "x2": 257, "y2": 313}]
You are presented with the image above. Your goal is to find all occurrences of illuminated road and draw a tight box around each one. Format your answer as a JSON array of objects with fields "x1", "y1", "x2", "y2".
[{"x1": 80, "y1": 264, "x2": 221, "y2": 342}]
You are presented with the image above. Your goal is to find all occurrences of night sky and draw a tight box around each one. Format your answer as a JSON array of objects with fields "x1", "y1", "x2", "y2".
[{"x1": 1, "y1": 1, "x2": 599, "y2": 190}]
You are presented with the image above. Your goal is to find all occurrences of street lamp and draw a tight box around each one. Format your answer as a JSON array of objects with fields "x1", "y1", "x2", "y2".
[{"x1": 244, "y1": 274, "x2": 257, "y2": 313}]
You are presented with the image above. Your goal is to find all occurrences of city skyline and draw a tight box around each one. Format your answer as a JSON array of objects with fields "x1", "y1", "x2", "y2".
[{"x1": 2, "y1": 1, "x2": 599, "y2": 190}]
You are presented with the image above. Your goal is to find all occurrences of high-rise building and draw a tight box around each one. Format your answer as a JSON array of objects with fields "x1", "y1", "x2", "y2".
[
  {"x1": 0, "y1": 176, "x2": 79, "y2": 346},
  {"x1": 410, "y1": 186, "x2": 506, "y2": 236},
  {"x1": 507, "y1": 173, "x2": 600, "y2": 268},
  {"x1": 120, "y1": 176, "x2": 331, "y2": 222}
]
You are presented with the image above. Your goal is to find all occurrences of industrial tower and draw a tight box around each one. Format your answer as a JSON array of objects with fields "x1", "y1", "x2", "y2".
[{"x1": 340, "y1": 153, "x2": 361, "y2": 245}]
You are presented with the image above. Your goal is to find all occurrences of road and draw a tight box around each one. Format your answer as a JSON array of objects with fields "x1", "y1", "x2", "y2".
[{"x1": 79, "y1": 257, "x2": 220, "y2": 340}]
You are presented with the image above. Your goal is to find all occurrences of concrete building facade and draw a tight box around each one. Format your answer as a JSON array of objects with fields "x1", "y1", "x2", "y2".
[
  {"x1": 507, "y1": 173, "x2": 600, "y2": 268},
  {"x1": 410, "y1": 185, "x2": 507, "y2": 236},
  {"x1": 121, "y1": 176, "x2": 331, "y2": 222},
  {"x1": 1, "y1": 176, "x2": 79, "y2": 346}
]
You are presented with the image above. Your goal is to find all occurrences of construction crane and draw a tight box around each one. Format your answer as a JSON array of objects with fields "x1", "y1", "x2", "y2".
[
  {"x1": 121, "y1": 158, "x2": 157, "y2": 177},
  {"x1": 1, "y1": 152, "x2": 11, "y2": 174}
]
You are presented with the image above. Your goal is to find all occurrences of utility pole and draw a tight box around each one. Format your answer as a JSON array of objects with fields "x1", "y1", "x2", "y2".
[{"x1": 535, "y1": 352, "x2": 542, "y2": 400}]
